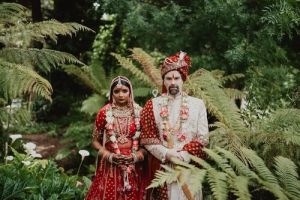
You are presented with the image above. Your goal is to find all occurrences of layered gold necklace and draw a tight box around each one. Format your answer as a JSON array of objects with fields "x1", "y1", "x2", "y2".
[{"x1": 105, "y1": 103, "x2": 141, "y2": 154}]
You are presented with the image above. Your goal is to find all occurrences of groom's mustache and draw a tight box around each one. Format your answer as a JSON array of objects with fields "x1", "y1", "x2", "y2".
[{"x1": 168, "y1": 85, "x2": 179, "y2": 91}]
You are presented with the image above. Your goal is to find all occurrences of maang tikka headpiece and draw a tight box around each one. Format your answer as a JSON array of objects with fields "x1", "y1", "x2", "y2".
[
  {"x1": 117, "y1": 76, "x2": 122, "y2": 87},
  {"x1": 109, "y1": 76, "x2": 135, "y2": 105}
]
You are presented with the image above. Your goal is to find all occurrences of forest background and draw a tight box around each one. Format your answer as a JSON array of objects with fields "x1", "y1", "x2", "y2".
[{"x1": 0, "y1": 0, "x2": 300, "y2": 199}]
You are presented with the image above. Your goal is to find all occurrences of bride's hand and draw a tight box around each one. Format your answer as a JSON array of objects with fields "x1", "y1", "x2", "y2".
[
  {"x1": 122, "y1": 155, "x2": 134, "y2": 165},
  {"x1": 111, "y1": 154, "x2": 133, "y2": 165},
  {"x1": 111, "y1": 154, "x2": 125, "y2": 164}
]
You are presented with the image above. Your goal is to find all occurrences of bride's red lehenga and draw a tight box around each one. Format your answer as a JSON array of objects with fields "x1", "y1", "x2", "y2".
[{"x1": 85, "y1": 103, "x2": 147, "y2": 200}]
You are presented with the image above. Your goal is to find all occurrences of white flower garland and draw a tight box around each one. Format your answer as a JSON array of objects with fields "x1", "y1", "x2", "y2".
[
  {"x1": 160, "y1": 93, "x2": 189, "y2": 142},
  {"x1": 105, "y1": 103, "x2": 141, "y2": 154}
]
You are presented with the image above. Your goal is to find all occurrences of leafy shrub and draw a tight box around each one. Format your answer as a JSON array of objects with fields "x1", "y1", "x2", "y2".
[
  {"x1": 0, "y1": 149, "x2": 90, "y2": 199},
  {"x1": 242, "y1": 65, "x2": 299, "y2": 125}
]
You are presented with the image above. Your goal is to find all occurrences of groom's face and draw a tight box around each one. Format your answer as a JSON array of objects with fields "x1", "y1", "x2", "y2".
[{"x1": 164, "y1": 70, "x2": 183, "y2": 96}]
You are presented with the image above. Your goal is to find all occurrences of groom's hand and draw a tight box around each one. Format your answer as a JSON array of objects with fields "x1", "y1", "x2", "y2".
[{"x1": 165, "y1": 149, "x2": 183, "y2": 162}]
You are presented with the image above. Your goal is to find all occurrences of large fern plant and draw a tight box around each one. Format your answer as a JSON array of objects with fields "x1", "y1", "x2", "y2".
[
  {"x1": 62, "y1": 63, "x2": 114, "y2": 115},
  {"x1": 149, "y1": 147, "x2": 300, "y2": 200},
  {"x1": 61, "y1": 17, "x2": 157, "y2": 116},
  {"x1": 0, "y1": 3, "x2": 91, "y2": 129},
  {"x1": 0, "y1": 3, "x2": 90, "y2": 101}
]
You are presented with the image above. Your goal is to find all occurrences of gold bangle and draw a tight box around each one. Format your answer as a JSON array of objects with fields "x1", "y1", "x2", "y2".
[{"x1": 131, "y1": 153, "x2": 138, "y2": 163}]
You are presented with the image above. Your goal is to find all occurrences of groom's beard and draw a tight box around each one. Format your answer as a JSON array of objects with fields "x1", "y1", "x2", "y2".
[{"x1": 168, "y1": 85, "x2": 180, "y2": 95}]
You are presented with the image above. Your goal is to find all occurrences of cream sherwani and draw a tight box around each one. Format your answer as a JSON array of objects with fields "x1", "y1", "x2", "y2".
[{"x1": 142, "y1": 94, "x2": 209, "y2": 200}]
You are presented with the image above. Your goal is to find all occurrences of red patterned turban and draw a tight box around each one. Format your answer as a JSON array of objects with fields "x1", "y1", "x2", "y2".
[{"x1": 161, "y1": 51, "x2": 191, "y2": 81}]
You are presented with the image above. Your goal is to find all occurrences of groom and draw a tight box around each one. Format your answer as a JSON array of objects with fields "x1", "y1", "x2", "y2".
[{"x1": 140, "y1": 51, "x2": 209, "y2": 200}]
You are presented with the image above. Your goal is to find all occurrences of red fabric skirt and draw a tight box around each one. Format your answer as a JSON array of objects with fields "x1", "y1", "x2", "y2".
[{"x1": 85, "y1": 150, "x2": 146, "y2": 200}]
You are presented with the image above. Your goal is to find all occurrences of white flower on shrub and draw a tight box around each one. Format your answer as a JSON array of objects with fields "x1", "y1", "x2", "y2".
[
  {"x1": 93, "y1": 2, "x2": 100, "y2": 10},
  {"x1": 23, "y1": 142, "x2": 42, "y2": 158},
  {"x1": 79, "y1": 150, "x2": 90, "y2": 160},
  {"x1": 77, "y1": 150, "x2": 90, "y2": 175},
  {"x1": 9, "y1": 134, "x2": 22, "y2": 143},
  {"x1": 23, "y1": 142, "x2": 36, "y2": 151},
  {"x1": 6, "y1": 156, "x2": 14, "y2": 161},
  {"x1": 31, "y1": 152, "x2": 42, "y2": 158},
  {"x1": 22, "y1": 161, "x2": 31, "y2": 166},
  {"x1": 101, "y1": 13, "x2": 109, "y2": 20}
]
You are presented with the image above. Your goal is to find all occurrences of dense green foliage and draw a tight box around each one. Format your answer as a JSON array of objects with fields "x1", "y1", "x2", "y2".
[
  {"x1": 94, "y1": 0, "x2": 300, "y2": 113},
  {"x1": 0, "y1": 148, "x2": 89, "y2": 200},
  {"x1": 1, "y1": 1, "x2": 300, "y2": 199}
]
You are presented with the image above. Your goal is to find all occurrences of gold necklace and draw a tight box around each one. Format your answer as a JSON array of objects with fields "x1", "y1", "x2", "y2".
[
  {"x1": 112, "y1": 106, "x2": 132, "y2": 118},
  {"x1": 115, "y1": 116, "x2": 131, "y2": 144}
]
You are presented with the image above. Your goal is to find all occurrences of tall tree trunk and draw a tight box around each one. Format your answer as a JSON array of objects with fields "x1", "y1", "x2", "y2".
[{"x1": 32, "y1": 0, "x2": 42, "y2": 22}]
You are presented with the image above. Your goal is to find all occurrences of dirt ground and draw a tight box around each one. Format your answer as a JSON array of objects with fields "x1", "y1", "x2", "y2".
[{"x1": 22, "y1": 133, "x2": 64, "y2": 159}]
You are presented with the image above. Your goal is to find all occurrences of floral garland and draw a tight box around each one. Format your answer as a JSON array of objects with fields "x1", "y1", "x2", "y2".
[
  {"x1": 160, "y1": 93, "x2": 189, "y2": 142},
  {"x1": 105, "y1": 103, "x2": 141, "y2": 155}
]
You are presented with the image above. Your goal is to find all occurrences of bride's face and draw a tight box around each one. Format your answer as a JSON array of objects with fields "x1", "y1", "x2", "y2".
[{"x1": 112, "y1": 85, "x2": 130, "y2": 106}]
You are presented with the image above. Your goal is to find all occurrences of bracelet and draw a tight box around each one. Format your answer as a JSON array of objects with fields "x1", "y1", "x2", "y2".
[
  {"x1": 131, "y1": 153, "x2": 138, "y2": 163},
  {"x1": 108, "y1": 153, "x2": 114, "y2": 163}
]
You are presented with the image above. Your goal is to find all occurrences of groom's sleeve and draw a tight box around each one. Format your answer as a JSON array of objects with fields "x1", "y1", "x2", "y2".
[{"x1": 182, "y1": 99, "x2": 209, "y2": 158}]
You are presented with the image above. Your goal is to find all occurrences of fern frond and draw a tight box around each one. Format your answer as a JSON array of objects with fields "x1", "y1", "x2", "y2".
[
  {"x1": 132, "y1": 87, "x2": 152, "y2": 97},
  {"x1": 62, "y1": 65, "x2": 101, "y2": 94},
  {"x1": 210, "y1": 69, "x2": 225, "y2": 80},
  {"x1": 0, "y1": 107, "x2": 32, "y2": 127},
  {"x1": 216, "y1": 147, "x2": 258, "y2": 179},
  {"x1": 81, "y1": 94, "x2": 106, "y2": 116},
  {"x1": 261, "y1": 109, "x2": 300, "y2": 135},
  {"x1": 190, "y1": 154, "x2": 212, "y2": 169},
  {"x1": 210, "y1": 70, "x2": 244, "y2": 83},
  {"x1": 0, "y1": 48, "x2": 84, "y2": 73},
  {"x1": 250, "y1": 109, "x2": 300, "y2": 161},
  {"x1": 12, "y1": 108, "x2": 31, "y2": 125},
  {"x1": 204, "y1": 148, "x2": 236, "y2": 176},
  {"x1": 0, "y1": 3, "x2": 30, "y2": 25},
  {"x1": 260, "y1": 181, "x2": 290, "y2": 200},
  {"x1": 274, "y1": 156, "x2": 300, "y2": 199},
  {"x1": 209, "y1": 127, "x2": 248, "y2": 163},
  {"x1": 231, "y1": 176, "x2": 251, "y2": 200},
  {"x1": 221, "y1": 73, "x2": 244, "y2": 83},
  {"x1": 0, "y1": 59, "x2": 52, "y2": 101},
  {"x1": 252, "y1": 131, "x2": 300, "y2": 150},
  {"x1": 0, "y1": 20, "x2": 93, "y2": 46},
  {"x1": 187, "y1": 69, "x2": 246, "y2": 134},
  {"x1": 175, "y1": 166, "x2": 205, "y2": 198},
  {"x1": 89, "y1": 62, "x2": 110, "y2": 94},
  {"x1": 224, "y1": 88, "x2": 245, "y2": 100},
  {"x1": 185, "y1": 168, "x2": 207, "y2": 195},
  {"x1": 111, "y1": 53, "x2": 154, "y2": 86},
  {"x1": 130, "y1": 48, "x2": 162, "y2": 88},
  {"x1": 206, "y1": 169, "x2": 228, "y2": 200},
  {"x1": 241, "y1": 148, "x2": 278, "y2": 184},
  {"x1": 147, "y1": 165, "x2": 179, "y2": 189}
]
